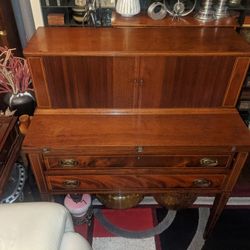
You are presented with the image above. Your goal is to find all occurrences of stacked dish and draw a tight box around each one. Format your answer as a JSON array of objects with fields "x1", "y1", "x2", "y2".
[{"x1": 72, "y1": 0, "x2": 87, "y2": 23}]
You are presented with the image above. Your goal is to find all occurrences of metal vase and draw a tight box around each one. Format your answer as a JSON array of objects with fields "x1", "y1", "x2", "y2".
[
  {"x1": 195, "y1": 0, "x2": 214, "y2": 22},
  {"x1": 214, "y1": 0, "x2": 229, "y2": 19}
]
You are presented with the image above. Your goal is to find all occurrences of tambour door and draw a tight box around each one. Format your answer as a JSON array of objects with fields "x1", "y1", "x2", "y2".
[
  {"x1": 139, "y1": 56, "x2": 236, "y2": 108},
  {"x1": 41, "y1": 56, "x2": 137, "y2": 108},
  {"x1": 33, "y1": 55, "x2": 246, "y2": 108}
]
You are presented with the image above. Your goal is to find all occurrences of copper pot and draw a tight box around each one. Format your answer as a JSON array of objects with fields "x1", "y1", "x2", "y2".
[{"x1": 96, "y1": 193, "x2": 144, "y2": 209}]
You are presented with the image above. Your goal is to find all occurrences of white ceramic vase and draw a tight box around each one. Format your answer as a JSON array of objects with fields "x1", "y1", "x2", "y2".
[{"x1": 116, "y1": 0, "x2": 141, "y2": 17}]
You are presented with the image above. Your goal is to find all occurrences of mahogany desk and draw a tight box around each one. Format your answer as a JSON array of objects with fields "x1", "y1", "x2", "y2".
[{"x1": 23, "y1": 27, "x2": 250, "y2": 238}]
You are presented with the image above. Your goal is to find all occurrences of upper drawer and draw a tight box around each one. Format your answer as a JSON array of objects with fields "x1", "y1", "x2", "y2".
[{"x1": 43, "y1": 154, "x2": 232, "y2": 170}]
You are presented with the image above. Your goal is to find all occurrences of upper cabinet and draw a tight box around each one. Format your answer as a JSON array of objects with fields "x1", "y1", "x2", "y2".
[{"x1": 24, "y1": 27, "x2": 250, "y2": 109}]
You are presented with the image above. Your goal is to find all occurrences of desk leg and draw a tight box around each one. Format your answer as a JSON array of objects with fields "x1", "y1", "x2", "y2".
[
  {"x1": 204, "y1": 152, "x2": 249, "y2": 239},
  {"x1": 28, "y1": 154, "x2": 48, "y2": 198},
  {"x1": 203, "y1": 192, "x2": 230, "y2": 239}
]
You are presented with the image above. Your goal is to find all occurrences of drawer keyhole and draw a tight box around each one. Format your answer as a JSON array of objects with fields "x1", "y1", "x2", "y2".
[
  {"x1": 136, "y1": 146, "x2": 144, "y2": 153},
  {"x1": 63, "y1": 180, "x2": 80, "y2": 189}
]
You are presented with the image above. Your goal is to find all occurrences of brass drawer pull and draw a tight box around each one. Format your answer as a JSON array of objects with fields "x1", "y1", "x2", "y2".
[
  {"x1": 62, "y1": 180, "x2": 80, "y2": 188},
  {"x1": 193, "y1": 178, "x2": 212, "y2": 188},
  {"x1": 59, "y1": 159, "x2": 79, "y2": 168},
  {"x1": 200, "y1": 158, "x2": 218, "y2": 167}
]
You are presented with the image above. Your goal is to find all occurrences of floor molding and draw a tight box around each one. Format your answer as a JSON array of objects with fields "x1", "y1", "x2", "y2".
[{"x1": 93, "y1": 196, "x2": 250, "y2": 206}]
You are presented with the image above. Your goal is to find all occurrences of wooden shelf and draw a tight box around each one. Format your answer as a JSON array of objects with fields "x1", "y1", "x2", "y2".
[{"x1": 112, "y1": 12, "x2": 239, "y2": 28}]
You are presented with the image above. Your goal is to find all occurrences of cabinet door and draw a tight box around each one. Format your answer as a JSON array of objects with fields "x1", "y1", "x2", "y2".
[
  {"x1": 42, "y1": 56, "x2": 137, "y2": 108},
  {"x1": 140, "y1": 56, "x2": 236, "y2": 108},
  {"x1": 112, "y1": 57, "x2": 138, "y2": 108},
  {"x1": 43, "y1": 56, "x2": 114, "y2": 108},
  {"x1": 139, "y1": 57, "x2": 166, "y2": 108}
]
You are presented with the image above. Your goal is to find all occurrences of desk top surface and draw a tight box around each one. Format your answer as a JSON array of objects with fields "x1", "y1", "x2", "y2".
[
  {"x1": 23, "y1": 108, "x2": 250, "y2": 153},
  {"x1": 24, "y1": 27, "x2": 250, "y2": 57}
]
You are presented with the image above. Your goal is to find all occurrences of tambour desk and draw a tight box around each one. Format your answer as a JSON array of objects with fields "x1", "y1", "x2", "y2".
[{"x1": 23, "y1": 27, "x2": 250, "y2": 238}]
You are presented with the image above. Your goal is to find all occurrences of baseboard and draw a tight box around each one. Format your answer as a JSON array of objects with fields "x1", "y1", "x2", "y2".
[{"x1": 93, "y1": 196, "x2": 250, "y2": 206}]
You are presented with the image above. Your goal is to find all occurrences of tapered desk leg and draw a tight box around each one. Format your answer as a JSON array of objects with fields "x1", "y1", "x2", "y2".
[
  {"x1": 203, "y1": 192, "x2": 230, "y2": 239},
  {"x1": 204, "y1": 152, "x2": 249, "y2": 239}
]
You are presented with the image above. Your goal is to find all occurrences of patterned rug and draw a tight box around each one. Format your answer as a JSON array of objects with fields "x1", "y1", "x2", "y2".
[
  {"x1": 76, "y1": 207, "x2": 158, "y2": 250},
  {"x1": 75, "y1": 205, "x2": 250, "y2": 250}
]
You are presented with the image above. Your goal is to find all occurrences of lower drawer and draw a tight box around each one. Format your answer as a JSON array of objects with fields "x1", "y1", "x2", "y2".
[{"x1": 46, "y1": 174, "x2": 226, "y2": 192}]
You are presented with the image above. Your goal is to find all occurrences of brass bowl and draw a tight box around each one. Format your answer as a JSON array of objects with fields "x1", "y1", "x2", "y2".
[
  {"x1": 154, "y1": 192, "x2": 197, "y2": 210},
  {"x1": 96, "y1": 193, "x2": 144, "y2": 209}
]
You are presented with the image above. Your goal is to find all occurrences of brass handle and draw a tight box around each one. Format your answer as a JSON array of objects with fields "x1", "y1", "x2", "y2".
[
  {"x1": 0, "y1": 30, "x2": 7, "y2": 36},
  {"x1": 193, "y1": 179, "x2": 212, "y2": 188},
  {"x1": 59, "y1": 159, "x2": 79, "y2": 168},
  {"x1": 200, "y1": 158, "x2": 218, "y2": 167},
  {"x1": 63, "y1": 180, "x2": 80, "y2": 188}
]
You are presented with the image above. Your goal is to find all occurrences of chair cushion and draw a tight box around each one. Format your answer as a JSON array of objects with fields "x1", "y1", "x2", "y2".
[
  {"x1": 0, "y1": 202, "x2": 74, "y2": 250},
  {"x1": 60, "y1": 232, "x2": 92, "y2": 250}
]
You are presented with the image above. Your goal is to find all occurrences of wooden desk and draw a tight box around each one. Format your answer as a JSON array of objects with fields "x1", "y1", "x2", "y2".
[
  {"x1": 23, "y1": 108, "x2": 250, "y2": 238},
  {"x1": 24, "y1": 27, "x2": 250, "y2": 238}
]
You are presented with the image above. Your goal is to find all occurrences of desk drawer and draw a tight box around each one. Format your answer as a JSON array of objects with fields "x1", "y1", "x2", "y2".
[
  {"x1": 46, "y1": 174, "x2": 226, "y2": 192},
  {"x1": 44, "y1": 155, "x2": 231, "y2": 170}
]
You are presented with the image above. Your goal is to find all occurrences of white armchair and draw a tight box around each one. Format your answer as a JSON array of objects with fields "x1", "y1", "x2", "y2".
[{"x1": 0, "y1": 202, "x2": 92, "y2": 250}]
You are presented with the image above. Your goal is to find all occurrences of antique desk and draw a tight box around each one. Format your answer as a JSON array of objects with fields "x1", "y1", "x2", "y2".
[
  {"x1": 23, "y1": 27, "x2": 250, "y2": 238},
  {"x1": 0, "y1": 116, "x2": 23, "y2": 197}
]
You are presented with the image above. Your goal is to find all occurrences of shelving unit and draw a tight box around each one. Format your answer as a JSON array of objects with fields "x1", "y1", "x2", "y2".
[
  {"x1": 39, "y1": 0, "x2": 250, "y2": 28},
  {"x1": 40, "y1": 0, "x2": 113, "y2": 27}
]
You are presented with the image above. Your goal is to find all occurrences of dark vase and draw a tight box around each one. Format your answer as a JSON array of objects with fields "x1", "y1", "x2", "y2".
[{"x1": 4, "y1": 91, "x2": 36, "y2": 116}]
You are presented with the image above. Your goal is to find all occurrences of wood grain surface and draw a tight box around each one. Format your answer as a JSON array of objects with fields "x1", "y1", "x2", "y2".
[
  {"x1": 23, "y1": 27, "x2": 250, "y2": 56},
  {"x1": 22, "y1": 108, "x2": 250, "y2": 152}
]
